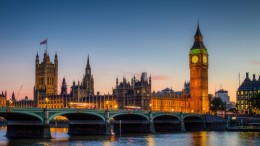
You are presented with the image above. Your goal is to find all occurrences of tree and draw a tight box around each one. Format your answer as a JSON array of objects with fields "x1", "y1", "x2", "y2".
[
  {"x1": 210, "y1": 97, "x2": 225, "y2": 112},
  {"x1": 249, "y1": 93, "x2": 260, "y2": 111},
  {"x1": 228, "y1": 107, "x2": 238, "y2": 114}
]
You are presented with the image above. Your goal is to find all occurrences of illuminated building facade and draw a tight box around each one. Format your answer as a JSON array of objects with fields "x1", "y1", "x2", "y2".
[
  {"x1": 0, "y1": 91, "x2": 7, "y2": 107},
  {"x1": 189, "y1": 24, "x2": 209, "y2": 113},
  {"x1": 34, "y1": 51, "x2": 58, "y2": 103},
  {"x1": 113, "y1": 72, "x2": 152, "y2": 110},
  {"x1": 237, "y1": 72, "x2": 260, "y2": 114},
  {"x1": 151, "y1": 83, "x2": 190, "y2": 112}
]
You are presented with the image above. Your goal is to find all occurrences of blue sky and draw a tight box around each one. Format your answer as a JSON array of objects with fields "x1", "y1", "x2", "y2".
[{"x1": 0, "y1": 0, "x2": 260, "y2": 101}]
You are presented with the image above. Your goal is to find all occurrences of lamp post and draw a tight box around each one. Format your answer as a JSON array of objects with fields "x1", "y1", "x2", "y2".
[
  {"x1": 149, "y1": 103, "x2": 152, "y2": 112},
  {"x1": 106, "y1": 101, "x2": 109, "y2": 110},
  {"x1": 45, "y1": 97, "x2": 49, "y2": 108},
  {"x1": 114, "y1": 104, "x2": 118, "y2": 110}
]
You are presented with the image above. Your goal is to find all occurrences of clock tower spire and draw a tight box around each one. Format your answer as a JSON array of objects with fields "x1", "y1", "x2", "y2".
[{"x1": 189, "y1": 23, "x2": 209, "y2": 113}]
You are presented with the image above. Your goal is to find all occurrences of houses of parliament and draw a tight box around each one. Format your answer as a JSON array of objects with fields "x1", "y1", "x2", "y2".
[{"x1": 5, "y1": 24, "x2": 209, "y2": 113}]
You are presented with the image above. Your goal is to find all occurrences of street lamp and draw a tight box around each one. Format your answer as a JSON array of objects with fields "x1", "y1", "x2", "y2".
[
  {"x1": 106, "y1": 101, "x2": 109, "y2": 110},
  {"x1": 114, "y1": 104, "x2": 118, "y2": 109},
  {"x1": 149, "y1": 103, "x2": 152, "y2": 111},
  {"x1": 45, "y1": 97, "x2": 49, "y2": 108}
]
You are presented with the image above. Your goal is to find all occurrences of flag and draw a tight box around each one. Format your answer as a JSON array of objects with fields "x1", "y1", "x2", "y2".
[{"x1": 40, "y1": 39, "x2": 47, "y2": 45}]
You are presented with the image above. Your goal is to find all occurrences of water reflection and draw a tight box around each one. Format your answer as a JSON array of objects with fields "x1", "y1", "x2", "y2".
[
  {"x1": 146, "y1": 134, "x2": 155, "y2": 146},
  {"x1": 190, "y1": 131, "x2": 208, "y2": 146},
  {"x1": 0, "y1": 126, "x2": 260, "y2": 146}
]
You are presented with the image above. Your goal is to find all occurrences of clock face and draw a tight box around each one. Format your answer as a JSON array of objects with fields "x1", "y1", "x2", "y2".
[
  {"x1": 192, "y1": 55, "x2": 198, "y2": 63},
  {"x1": 203, "y1": 55, "x2": 207, "y2": 64}
]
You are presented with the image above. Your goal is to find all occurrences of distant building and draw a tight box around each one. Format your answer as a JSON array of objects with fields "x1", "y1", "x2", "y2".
[
  {"x1": 0, "y1": 91, "x2": 7, "y2": 107},
  {"x1": 113, "y1": 72, "x2": 152, "y2": 110},
  {"x1": 11, "y1": 91, "x2": 16, "y2": 102},
  {"x1": 237, "y1": 72, "x2": 260, "y2": 114},
  {"x1": 215, "y1": 89, "x2": 230, "y2": 103},
  {"x1": 12, "y1": 96, "x2": 34, "y2": 108},
  {"x1": 226, "y1": 101, "x2": 236, "y2": 110},
  {"x1": 70, "y1": 55, "x2": 95, "y2": 100}
]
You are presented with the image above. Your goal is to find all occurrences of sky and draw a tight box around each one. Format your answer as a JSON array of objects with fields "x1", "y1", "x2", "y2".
[{"x1": 0, "y1": 0, "x2": 260, "y2": 102}]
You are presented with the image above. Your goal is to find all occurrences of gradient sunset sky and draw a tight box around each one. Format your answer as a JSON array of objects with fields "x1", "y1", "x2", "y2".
[{"x1": 1, "y1": 0, "x2": 260, "y2": 101}]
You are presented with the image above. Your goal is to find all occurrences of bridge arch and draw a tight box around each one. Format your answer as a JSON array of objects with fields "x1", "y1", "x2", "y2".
[
  {"x1": 153, "y1": 114, "x2": 181, "y2": 132},
  {"x1": 0, "y1": 111, "x2": 43, "y2": 123},
  {"x1": 153, "y1": 113, "x2": 180, "y2": 120},
  {"x1": 48, "y1": 111, "x2": 105, "y2": 123},
  {"x1": 49, "y1": 111, "x2": 106, "y2": 135},
  {"x1": 183, "y1": 115, "x2": 204, "y2": 131},
  {"x1": 110, "y1": 112, "x2": 150, "y2": 134},
  {"x1": 110, "y1": 112, "x2": 149, "y2": 121}
]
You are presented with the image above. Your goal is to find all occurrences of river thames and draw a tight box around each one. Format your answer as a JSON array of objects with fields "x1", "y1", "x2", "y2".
[{"x1": 0, "y1": 126, "x2": 260, "y2": 146}]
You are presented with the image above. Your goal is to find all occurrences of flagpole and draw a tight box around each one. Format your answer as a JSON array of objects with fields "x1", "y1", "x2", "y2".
[{"x1": 46, "y1": 38, "x2": 48, "y2": 53}]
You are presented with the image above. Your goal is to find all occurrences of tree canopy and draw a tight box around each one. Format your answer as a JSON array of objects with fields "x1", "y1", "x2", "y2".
[
  {"x1": 210, "y1": 97, "x2": 225, "y2": 112},
  {"x1": 249, "y1": 93, "x2": 260, "y2": 110}
]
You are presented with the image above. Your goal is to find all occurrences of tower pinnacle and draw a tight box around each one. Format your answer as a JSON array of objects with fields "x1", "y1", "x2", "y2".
[
  {"x1": 87, "y1": 54, "x2": 90, "y2": 69},
  {"x1": 192, "y1": 22, "x2": 206, "y2": 49}
]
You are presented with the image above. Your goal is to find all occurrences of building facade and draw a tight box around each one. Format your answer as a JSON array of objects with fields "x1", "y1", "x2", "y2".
[
  {"x1": 0, "y1": 91, "x2": 7, "y2": 107},
  {"x1": 12, "y1": 96, "x2": 35, "y2": 108},
  {"x1": 113, "y1": 72, "x2": 152, "y2": 110},
  {"x1": 35, "y1": 54, "x2": 103, "y2": 109},
  {"x1": 34, "y1": 51, "x2": 58, "y2": 103},
  {"x1": 151, "y1": 84, "x2": 190, "y2": 112},
  {"x1": 189, "y1": 24, "x2": 209, "y2": 113},
  {"x1": 237, "y1": 72, "x2": 260, "y2": 114},
  {"x1": 70, "y1": 55, "x2": 94, "y2": 100},
  {"x1": 215, "y1": 89, "x2": 230, "y2": 103}
]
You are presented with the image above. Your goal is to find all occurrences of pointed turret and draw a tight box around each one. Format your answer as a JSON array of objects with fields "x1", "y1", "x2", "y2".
[
  {"x1": 55, "y1": 52, "x2": 58, "y2": 59},
  {"x1": 86, "y1": 54, "x2": 90, "y2": 69},
  {"x1": 61, "y1": 77, "x2": 67, "y2": 96},
  {"x1": 116, "y1": 77, "x2": 118, "y2": 88},
  {"x1": 36, "y1": 52, "x2": 39, "y2": 59},
  {"x1": 11, "y1": 91, "x2": 16, "y2": 102},
  {"x1": 191, "y1": 22, "x2": 206, "y2": 49}
]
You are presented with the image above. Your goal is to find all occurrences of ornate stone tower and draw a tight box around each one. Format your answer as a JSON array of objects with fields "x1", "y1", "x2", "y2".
[
  {"x1": 34, "y1": 52, "x2": 58, "y2": 101},
  {"x1": 82, "y1": 55, "x2": 94, "y2": 95},
  {"x1": 61, "y1": 77, "x2": 67, "y2": 96},
  {"x1": 189, "y1": 24, "x2": 209, "y2": 113}
]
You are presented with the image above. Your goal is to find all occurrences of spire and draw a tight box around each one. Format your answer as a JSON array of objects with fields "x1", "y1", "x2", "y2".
[
  {"x1": 36, "y1": 52, "x2": 39, "y2": 58},
  {"x1": 62, "y1": 77, "x2": 66, "y2": 84},
  {"x1": 194, "y1": 22, "x2": 202, "y2": 37},
  {"x1": 191, "y1": 22, "x2": 205, "y2": 49},
  {"x1": 87, "y1": 54, "x2": 90, "y2": 69},
  {"x1": 55, "y1": 52, "x2": 58, "y2": 59},
  {"x1": 61, "y1": 77, "x2": 67, "y2": 95}
]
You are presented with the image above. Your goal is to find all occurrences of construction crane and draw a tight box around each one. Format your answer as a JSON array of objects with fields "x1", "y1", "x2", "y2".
[{"x1": 17, "y1": 85, "x2": 23, "y2": 99}]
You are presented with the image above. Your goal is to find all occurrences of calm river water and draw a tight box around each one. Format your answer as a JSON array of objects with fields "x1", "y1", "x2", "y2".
[{"x1": 0, "y1": 126, "x2": 260, "y2": 146}]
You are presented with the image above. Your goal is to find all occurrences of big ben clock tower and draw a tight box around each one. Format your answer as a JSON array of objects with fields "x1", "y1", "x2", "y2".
[{"x1": 189, "y1": 24, "x2": 209, "y2": 113}]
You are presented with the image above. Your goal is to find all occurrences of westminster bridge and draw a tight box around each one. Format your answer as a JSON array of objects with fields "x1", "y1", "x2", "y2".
[{"x1": 0, "y1": 107, "x2": 226, "y2": 138}]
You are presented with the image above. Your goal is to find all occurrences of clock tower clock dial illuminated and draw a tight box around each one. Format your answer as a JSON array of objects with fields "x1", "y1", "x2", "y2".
[
  {"x1": 189, "y1": 23, "x2": 209, "y2": 113},
  {"x1": 203, "y1": 55, "x2": 207, "y2": 64},
  {"x1": 192, "y1": 55, "x2": 198, "y2": 63}
]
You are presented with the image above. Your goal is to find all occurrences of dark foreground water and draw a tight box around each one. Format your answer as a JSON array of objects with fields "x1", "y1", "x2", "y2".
[{"x1": 0, "y1": 126, "x2": 260, "y2": 146}]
